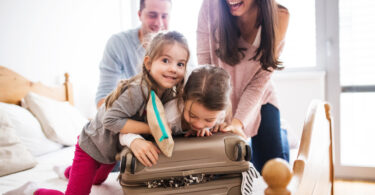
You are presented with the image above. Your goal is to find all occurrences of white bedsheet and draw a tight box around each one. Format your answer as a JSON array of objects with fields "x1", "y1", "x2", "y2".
[{"x1": 0, "y1": 146, "x2": 123, "y2": 195}]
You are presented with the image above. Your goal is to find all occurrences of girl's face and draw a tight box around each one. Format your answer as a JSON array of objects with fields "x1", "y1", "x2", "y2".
[
  {"x1": 183, "y1": 100, "x2": 224, "y2": 132},
  {"x1": 145, "y1": 43, "x2": 187, "y2": 94},
  {"x1": 225, "y1": 0, "x2": 254, "y2": 16}
]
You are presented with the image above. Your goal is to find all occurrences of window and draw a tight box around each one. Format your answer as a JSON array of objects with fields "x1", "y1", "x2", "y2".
[
  {"x1": 339, "y1": 0, "x2": 375, "y2": 167},
  {"x1": 278, "y1": 0, "x2": 316, "y2": 68},
  {"x1": 169, "y1": 0, "x2": 203, "y2": 65}
]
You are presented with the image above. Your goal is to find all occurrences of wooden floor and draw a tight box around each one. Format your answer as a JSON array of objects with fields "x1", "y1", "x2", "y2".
[{"x1": 334, "y1": 179, "x2": 375, "y2": 195}]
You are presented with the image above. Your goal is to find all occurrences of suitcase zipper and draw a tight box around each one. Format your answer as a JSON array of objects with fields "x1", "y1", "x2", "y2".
[{"x1": 121, "y1": 173, "x2": 242, "y2": 188}]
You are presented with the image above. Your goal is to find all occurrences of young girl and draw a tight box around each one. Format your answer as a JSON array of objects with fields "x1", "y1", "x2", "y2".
[
  {"x1": 119, "y1": 65, "x2": 233, "y2": 167},
  {"x1": 171, "y1": 64, "x2": 232, "y2": 137},
  {"x1": 5, "y1": 30, "x2": 190, "y2": 195}
]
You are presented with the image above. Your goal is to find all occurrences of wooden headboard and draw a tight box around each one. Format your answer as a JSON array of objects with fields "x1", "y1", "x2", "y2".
[
  {"x1": 0, "y1": 66, "x2": 74, "y2": 105},
  {"x1": 262, "y1": 100, "x2": 334, "y2": 195}
]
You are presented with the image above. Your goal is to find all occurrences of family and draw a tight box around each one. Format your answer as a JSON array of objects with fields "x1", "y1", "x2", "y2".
[{"x1": 6, "y1": 0, "x2": 290, "y2": 194}]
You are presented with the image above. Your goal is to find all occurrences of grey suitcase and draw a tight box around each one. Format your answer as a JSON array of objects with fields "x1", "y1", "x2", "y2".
[{"x1": 118, "y1": 133, "x2": 254, "y2": 195}]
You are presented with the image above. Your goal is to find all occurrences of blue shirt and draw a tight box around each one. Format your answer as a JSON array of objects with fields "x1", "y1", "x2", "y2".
[{"x1": 95, "y1": 28, "x2": 145, "y2": 105}]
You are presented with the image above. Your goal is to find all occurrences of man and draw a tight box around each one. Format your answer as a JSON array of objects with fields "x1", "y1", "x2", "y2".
[{"x1": 95, "y1": 0, "x2": 172, "y2": 108}]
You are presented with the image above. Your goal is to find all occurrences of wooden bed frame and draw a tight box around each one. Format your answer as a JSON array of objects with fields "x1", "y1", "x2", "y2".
[
  {"x1": 262, "y1": 100, "x2": 334, "y2": 195},
  {"x1": 0, "y1": 65, "x2": 73, "y2": 105},
  {"x1": 0, "y1": 65, "x2": 333, "y2": 195}
]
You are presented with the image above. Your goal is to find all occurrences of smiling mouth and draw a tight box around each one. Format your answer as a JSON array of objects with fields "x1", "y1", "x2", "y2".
[
  {"x1": 163, "y1": 75, "x2": 177, "y2": 81},
  {"x1": 227, "y1": 0, "x2": 243, "y2": 9},
  {"x1": 150, "y1": 26, "x2": 161, "y2": 32}
]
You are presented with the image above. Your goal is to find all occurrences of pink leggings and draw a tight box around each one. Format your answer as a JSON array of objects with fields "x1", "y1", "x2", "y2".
[{"x1": 35, "y1": 141, "x2": 116, "y2": 195}]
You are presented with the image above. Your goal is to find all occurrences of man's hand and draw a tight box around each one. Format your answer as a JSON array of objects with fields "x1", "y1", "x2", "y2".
[{"x1": 130, "y1": 138, "x2": 160, "y2": 167}]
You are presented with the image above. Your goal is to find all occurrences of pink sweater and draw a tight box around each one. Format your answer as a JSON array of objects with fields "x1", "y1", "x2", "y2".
[{"x1": 197, "y1": 0, "x2": 279, "y2": 137}]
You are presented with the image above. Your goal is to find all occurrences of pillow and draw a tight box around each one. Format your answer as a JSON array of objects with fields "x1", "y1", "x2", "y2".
[
  {"x1": 0, "y1": 102, "x2": 63, "y2": 156},
  {"x1": 0, "y1": 112, "x2": 37, "y2": 176},
  {"x1": 23, "y1": 92, "x2": 88, "y2": 146}
]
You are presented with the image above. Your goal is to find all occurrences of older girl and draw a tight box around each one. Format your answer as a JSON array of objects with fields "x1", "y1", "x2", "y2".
[{"x1": 6, "y1": 30, "x2": 189, "y2": 195}]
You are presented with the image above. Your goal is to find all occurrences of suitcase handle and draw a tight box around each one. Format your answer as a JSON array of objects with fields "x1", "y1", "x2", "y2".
[
  {"x1": 120, "y1": 156, "x2": 127, "y2": 173},
  {"x1": 236, "y1": 143, "x2": 242, "y2": 161},
  {"x1": 131, "y1": 155, "x2": 136, "y2": 174},
  {"x1": 235, "y1": 142, "x2": 252, "y2": 161},
  {"x1": 245, "y1": 145, "x2": 251, "y2": 161}
]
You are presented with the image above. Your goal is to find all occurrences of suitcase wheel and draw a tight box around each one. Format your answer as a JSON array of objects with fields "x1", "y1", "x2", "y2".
[
  {"x1": 131, "y1": 156, "x2": 136, "y2": 174},
  {"x1": 236, "y1": 143, "x2": 243, "y2": 161},
  {"x1": 120, "y1": 156, "x2": 126, "y2": 173},
  {"x1": 245, "y1": 145, "x2": 251, "y2": 161}
]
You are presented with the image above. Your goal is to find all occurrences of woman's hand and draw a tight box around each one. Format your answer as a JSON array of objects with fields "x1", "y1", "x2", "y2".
[
  {"x1": 130, "y1": 138, "x2": 160, "y2": 167},
  {"x1": 220, "y1": 119, "x2": 247, "y2": 139},
  {"x1": 211, "y1": 122, "x2": 227, "y2": 133},
  {"x1": 184, "y1": 128, "x2": 212, "y2": 137}
]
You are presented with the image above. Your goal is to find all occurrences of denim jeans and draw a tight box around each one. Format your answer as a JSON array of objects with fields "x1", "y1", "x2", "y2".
[{"x1": 249, "y1": 103, "x2": 290, "y2": 173}]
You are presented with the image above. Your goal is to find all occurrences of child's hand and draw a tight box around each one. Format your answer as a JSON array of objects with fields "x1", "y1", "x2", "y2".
[
  {"x1": 130, "y1": 138, "x2": 160, "y2": 167},
  {"x1": 184, "y1": 128, "x2": 212, "y2": 137}
]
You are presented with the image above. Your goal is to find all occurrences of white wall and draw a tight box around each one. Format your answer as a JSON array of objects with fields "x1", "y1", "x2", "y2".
[
  {"x1": 273, "y1": 70, "x2": 326, "y2": 138},
  {"x1": 0, "y1": 0, "x2": 132, "y2": 118}
]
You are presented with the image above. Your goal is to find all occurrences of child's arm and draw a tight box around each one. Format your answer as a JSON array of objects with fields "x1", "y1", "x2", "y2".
[
  {"x1": 119, "y1": 119, "x2": 151, "y2": 134},
  {"x1": 103, "y1": 85, "x2": 150, "y2": 134}
]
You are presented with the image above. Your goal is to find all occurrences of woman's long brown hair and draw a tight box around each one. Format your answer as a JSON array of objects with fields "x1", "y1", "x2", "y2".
[{"x1": 214, "y1": 0, "x2": 286, "y2": 71}]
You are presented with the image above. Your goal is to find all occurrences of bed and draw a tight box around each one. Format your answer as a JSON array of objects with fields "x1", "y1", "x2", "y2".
[
  {"x1": 0, "y1": 66, "x2": 123, "y2": 194},
  {"x1": 0, "y1": 65, "x2": 333, "y2": 195}
]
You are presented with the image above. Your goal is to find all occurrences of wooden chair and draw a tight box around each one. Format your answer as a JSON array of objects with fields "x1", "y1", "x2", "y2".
[{"x1": 262, "y1": 100, "x2": 334, "y2": 195}]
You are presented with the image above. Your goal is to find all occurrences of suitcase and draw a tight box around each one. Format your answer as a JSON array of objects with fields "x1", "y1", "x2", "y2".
[{"x1": 118, "y1": 133, "x2": 254, "y2": 195}]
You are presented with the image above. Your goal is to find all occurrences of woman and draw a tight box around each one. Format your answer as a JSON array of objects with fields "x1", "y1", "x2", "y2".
[{"x1": 197, "y1": 0, "x2": 290, "y2": 172}]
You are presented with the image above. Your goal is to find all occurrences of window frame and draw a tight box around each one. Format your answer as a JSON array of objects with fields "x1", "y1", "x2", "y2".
[{"x1": 323, "y1": 0, "x2": 375, "y2": 180}]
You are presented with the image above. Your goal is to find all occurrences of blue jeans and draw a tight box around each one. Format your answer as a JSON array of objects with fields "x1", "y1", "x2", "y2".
[{"x1": 249, "y1": 103, "x2": 289, "y2": 173}]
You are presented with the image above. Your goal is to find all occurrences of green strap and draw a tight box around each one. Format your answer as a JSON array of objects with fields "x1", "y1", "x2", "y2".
[{"x1": 151, "y1": 90, "x2": 169, "y2": 142}]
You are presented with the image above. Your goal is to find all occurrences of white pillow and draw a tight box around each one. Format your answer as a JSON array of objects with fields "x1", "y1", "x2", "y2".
[
  {"x1": 0, "y1": 102, "x2": 63, "y2": 156},
  {"x1": 0, "y1": 112, "x2": 37, "y2": 176},
  {"x1": 23, "y1": 92, "x2": 88, "y2": 146}
]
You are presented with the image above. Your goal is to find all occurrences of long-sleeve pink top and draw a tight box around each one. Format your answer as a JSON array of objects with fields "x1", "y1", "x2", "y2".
[{"x1": 197, "y1": 0, "x2": 279, "y2": 137}]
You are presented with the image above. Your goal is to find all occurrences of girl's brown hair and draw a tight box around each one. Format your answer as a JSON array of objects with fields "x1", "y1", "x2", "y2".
[
  {"x1": 214, "y1": 0, "x2": 287, "y2": 71},
  {"x1": 105, "y1": 31, "x2": 190, "y2": 109},
  {"x1": 183, "y1": 65, "x2": 231, "y2": 111}
]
